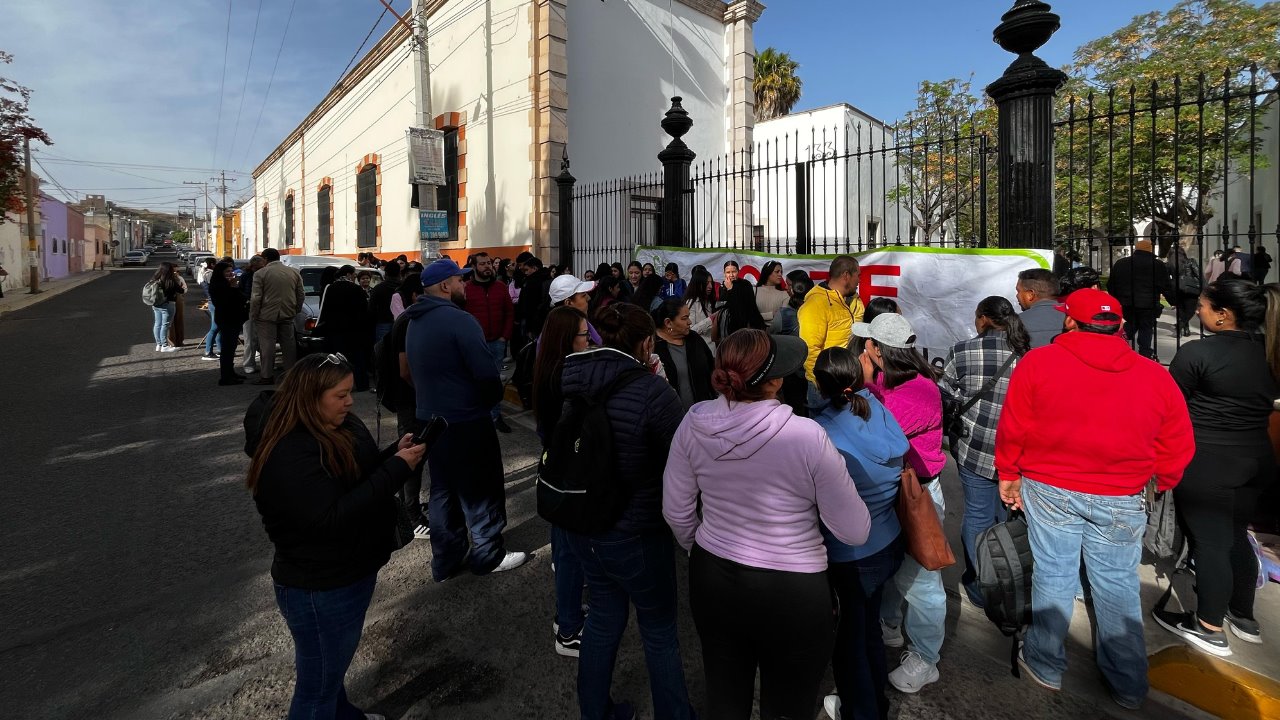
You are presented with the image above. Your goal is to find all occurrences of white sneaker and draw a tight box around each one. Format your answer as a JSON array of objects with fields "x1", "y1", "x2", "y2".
[
  {"x1": 243, "y1": 365, "x2": 258, "y2": 374},
  {"x1": 823, "y1": 694, "x2": 841, "y2": 720},
  {"x1": 888, "y1": 650, "x2": 939, "y2": 693},
  {"x1": 160, "y1": 345, "x2": 179, "y2": 353},
  {"x1": 492, "y1": 551, "x2": 528, "y2": 573},
  {"x1": 155, "y1": 343, "x2": 162, "y2": 351},
  {"x1": 881, "y1": 619, "x2": 904, "y2": 648},
  {"x1": 412, "y1": 523, "x2": 430, "y2": 540}
]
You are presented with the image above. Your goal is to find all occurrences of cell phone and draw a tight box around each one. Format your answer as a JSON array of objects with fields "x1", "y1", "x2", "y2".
[{"x1": 412, "y1": 416, "x2": 448, "y2": 447}]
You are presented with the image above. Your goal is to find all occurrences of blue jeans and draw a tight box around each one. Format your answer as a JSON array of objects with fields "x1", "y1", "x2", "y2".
[
  {"x1": 203, "y1": 303, "x2": 221, "y2": 354},
  {"x1": 152, "y1": 303, "x2": 173, "y2": 346},
  {"x1": 881, "y1": 477, "x2": 947, "y2": 665},
  {"x1": 487, "y1": 338, "x2": 507, "y2": 419},
  {"x1": 425, "y1": 417, "x2": 508, "y2": 579},
  {"x1": 564, "y1": 530, "x2": 692, "y2": 720},
  {"x1": 830, "y1": 538, "x2": 904, "y2": 720},
  {"x1": 1021, "y1": 478, "x2": 1148, "y2": 704},
  {"x1": 957, "y1": 465, "x2": 1007, "y2": 600},
  {"x1": 273, "y1": 573, "x2": 377, "y2": 720},
  {"x1": 552, "y1": 524, "x2": 586, "y2": 636}
]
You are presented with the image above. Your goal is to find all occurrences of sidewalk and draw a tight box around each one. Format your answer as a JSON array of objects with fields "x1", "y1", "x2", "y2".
[{"x1": 0, "y1": 268, "x2": 114, "y2": 318}]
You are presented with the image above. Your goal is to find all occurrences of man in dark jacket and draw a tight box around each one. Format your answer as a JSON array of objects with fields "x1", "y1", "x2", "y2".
[
  {"x1": 1107, "y1": 239, "x2": 1174, "y2": 359},
  {"x1": 368, "y1": 261, "x2": 402, "y2": 344},
  {"x1": 406, "y1": 258, "x2": 526, "y2": 580},
  {"x1": 464, "y1": 252, "x2": 515, "y2": 432},
  {"x1": 239, "y1": 255, "x2": 265, "y2": 374},
  {"x1": 516, "y1": 254, "x2": 553, "y2": 340},
  {"x1": 1254, "y1": 246, "x2": 1273, "y2": 283}
]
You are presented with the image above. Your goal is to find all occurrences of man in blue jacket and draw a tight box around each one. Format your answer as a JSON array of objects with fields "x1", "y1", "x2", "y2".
[{"x1": 405, "y1": 258, "x2": 527, "y2": 580}]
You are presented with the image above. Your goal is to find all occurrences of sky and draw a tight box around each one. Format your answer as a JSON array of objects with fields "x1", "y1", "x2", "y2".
[{"x1": 4, "y1": 0, "x2": 1185, "y2": 215}]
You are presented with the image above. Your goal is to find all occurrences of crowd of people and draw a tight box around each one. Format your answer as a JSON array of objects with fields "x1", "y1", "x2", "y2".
[{"x1": 213, "y1": 241, "x2": 1279, "y2": 720}]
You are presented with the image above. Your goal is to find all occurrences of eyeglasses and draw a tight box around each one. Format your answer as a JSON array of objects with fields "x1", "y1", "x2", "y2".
[
  {"x1": 320, "y1": 352, "x2": 350, "y2": 366},
  {"x1": 575, "y1": 332, "x2": 589, "y2": 337}
]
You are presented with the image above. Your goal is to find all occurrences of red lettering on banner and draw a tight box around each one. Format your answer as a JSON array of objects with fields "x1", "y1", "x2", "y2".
[{"x1": 860, "y1": 264, "x2": 900, "y2": 300}]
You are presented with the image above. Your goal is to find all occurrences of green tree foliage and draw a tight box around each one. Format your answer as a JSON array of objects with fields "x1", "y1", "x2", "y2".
[
  {"x1": 888, "y1": 78, "x2": 999, "y2": 247},
  {"x1": 1055, "y1": 0, "x2": 1280, "y2": 255},
  {"x1": 171, "y1": 230, "x2": 190, "y2": 244},
  {"x1": 754, "y1": 48, "x2": 803, "y2": 122},
  {"x1": 0, "y1": 51, "x2": 50, "y2": 222}
]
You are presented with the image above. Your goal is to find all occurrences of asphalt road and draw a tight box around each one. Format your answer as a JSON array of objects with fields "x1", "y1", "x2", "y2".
[{"x1": 0, "y1": 269, "x2": 1224, "y2": 719}]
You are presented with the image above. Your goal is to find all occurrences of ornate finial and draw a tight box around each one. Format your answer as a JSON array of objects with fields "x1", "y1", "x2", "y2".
[
  {"x1": 661, "y1": 97, "x2": 693, "y2": 141},
  {"x1": 560, "y1": 146, "x2": 570, "y2": 173},
  {"x1": 993, "y1": 0, "x2": 1060, "y2": 56}
]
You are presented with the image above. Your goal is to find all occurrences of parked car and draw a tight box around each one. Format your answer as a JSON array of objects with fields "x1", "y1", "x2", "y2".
[
  {"x1": 122, "y1": 250, "x2": 147, "y2": 266},
  {"x1": 278, "y1": 256, "x2": 384, "y2": 351},
  {"x1": 186, "y1": 253, "x2": 216, "y2": 277}
]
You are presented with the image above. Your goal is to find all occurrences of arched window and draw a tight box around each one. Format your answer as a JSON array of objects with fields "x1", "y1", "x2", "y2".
[
  {"x1": 356, "y1": 164, "x2": 377, "y2": 248},
  {"x1": 262, "y1": 204, "x2": 269, "y2": 246},
  {"x1": 284, "y1": 193, "x2": 295, "y2": 247},
  {"x1": 317, "y1": 183, "x2": 332, "y2": 252}
]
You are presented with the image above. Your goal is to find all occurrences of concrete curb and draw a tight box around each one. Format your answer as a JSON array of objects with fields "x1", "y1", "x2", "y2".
[
  {"x1": 0, "y1": 269, "x2": 114, "y2": 319},
  {"x1": 1149, "y1": 644, "x2": 1280, "y2": 719}
]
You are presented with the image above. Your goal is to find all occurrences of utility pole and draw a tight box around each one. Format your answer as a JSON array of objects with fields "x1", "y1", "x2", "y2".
[
  {"x1": 23, "y1": 136, "x2": 40, "y2": 293},
  {"x1": 211, "y1": 171, "x2": 230, "y2": 256},
  {"x1": 183, "y1": 180, "x2": 209, "y2": 250}
]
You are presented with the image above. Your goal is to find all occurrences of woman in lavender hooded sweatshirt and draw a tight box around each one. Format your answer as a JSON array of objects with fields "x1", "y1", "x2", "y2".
[{"x1": 664, "y1": 329, "x2": 871, "y2": 720}]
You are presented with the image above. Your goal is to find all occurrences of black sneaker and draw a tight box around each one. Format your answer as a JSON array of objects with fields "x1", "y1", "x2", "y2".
[
  {"x1": 555, "y1": 628, "x2": 581, "y2": 658},
  {"x1": 1154, "y1": 610, "x2": 1232, "y2": 657},
  {"x1": 494, "y1": 417, "x2": 512, "y2": 433},
  {"x1": 1225, "y1": 611, "x2": 1262, "y2": 644}
]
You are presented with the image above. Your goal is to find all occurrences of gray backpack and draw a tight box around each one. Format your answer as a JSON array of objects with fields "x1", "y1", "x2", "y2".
[{"x1": 142, "y1": 279, "x2": 166, "y2": 307}]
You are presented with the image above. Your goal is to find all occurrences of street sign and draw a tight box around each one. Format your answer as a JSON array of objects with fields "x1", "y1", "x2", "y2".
[{"x1": 419, "y1": 210, "x2": 449, "y2": 240}]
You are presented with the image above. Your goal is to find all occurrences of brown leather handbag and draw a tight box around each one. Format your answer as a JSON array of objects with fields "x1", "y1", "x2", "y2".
[{"x1": 896, "y1": 466, "x2": 956, "y2": 571}]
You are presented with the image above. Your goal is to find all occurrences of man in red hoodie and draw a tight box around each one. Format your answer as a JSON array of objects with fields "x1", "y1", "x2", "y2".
[
  {"x1": 464, "y1": 252, "x2": 515, "y2": 432},
  {"x1": 995, "y1": 288, "x2": 1193, "y2": 712}
]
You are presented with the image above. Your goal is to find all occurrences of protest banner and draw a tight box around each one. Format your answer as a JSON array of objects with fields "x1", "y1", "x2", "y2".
[{"x1": 634, "y1": 245, "x2": 1053, "y2": 362}]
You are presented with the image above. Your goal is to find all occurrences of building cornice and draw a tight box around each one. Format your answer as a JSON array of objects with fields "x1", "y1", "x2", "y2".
[
  {"x1": 675, "y1": 0, "x2": 730, "y2": 22},
  {"x1": 723, "y1": 0, "x2": 764, "y2": 23}
]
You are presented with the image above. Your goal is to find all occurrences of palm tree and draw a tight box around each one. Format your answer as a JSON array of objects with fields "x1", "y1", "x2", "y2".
[{"x1": 753, "y1": 48, "x2": 803, "y2": 121}]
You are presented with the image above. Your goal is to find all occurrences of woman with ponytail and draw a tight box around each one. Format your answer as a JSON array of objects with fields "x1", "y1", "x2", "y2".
[
  {"x1": 664, "y1": 329, "x2": 871, "y2": 719},
  {"x1": 1156, "y1": 278, "x2": 1280, "y2": 654},
  {"x1": 939, "y1": 295, "x2": 1030, "y2": 608},
  {"x1": 813, "y1": 347, "x2": 910, "y2": 720}
]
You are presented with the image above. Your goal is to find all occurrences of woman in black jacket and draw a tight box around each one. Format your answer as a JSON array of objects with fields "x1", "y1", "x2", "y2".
[
  {"x1": 318, "y1": 266, "x2": 374, "y2": 391},
  {"x1": 532, "y1": 306, "x2": 592, "y2": 657},
  {"x1": 209, "y1": 261, "x2": 248, "y2": 385},
  {"x1": 652, "y1": 298, "x2": 716, "y2": 411},
  {"x1": 559, "y1": 302, "x2": 694, "y2": 720},
  {"x1": 247, "y1": 352, "x2": 425, "y2": 720}
]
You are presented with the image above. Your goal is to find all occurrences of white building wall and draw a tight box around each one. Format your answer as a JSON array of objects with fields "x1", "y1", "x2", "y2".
[
  {"x1": 567, "y1": 0, "x2": 729, "y2": 183},
  {"x1": 239, "y1": 194, "x2": 257, "y2": 252}
]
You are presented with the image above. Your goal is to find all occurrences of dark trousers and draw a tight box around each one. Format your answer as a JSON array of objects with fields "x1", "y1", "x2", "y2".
[
  {"x1": 690, "y1": 544, "x2": 836, "y2": 720},
  {"x1": 1121, "y1": 306, "x2": 1160, "y2": 357},
  {"x1": 1175, "y1": 294, "x2": 1199, "y2": 333},
  {"x1": 274, "y1": 573, "x2": 376, "y2": 720},
  {"x1": 396, "y1": 408, "x2": 426, "y2": 524},
  {"x1": 829, "y1": 539, "x2": 904, "y2": 720},
  {"x1": 565, "y1": 530, "x2": 692, "y2": 720},
  {"x1": 325, "y1": 334, "x2": 371, "y2": 391},
  {"x1": 1175, "y1": 441, "x2": 1276, "y2": 625},
  {"x1": 216, "y1": 322, "x2": 241, "y2": 381},
  {"x1": 425, "y1": 416, "x2": 507, "y2": 580},
  {"x1": 552, "y1": 524, "x2": 586, "y2": 636}
]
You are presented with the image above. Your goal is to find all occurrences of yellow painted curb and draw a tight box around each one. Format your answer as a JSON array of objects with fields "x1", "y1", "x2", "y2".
[{"x1": 1148, "y1": 645, "x2": 1280, "y2": 720}]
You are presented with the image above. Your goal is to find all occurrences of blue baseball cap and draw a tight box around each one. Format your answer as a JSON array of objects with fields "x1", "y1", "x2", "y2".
[{"x1": 420, "y1": 258, "x2": 467, "y2": 287}]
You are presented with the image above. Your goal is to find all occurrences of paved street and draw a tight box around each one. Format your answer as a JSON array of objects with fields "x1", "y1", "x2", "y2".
[{"x1": 0, "y1": 269, "x2": 1270, "y2": 719}]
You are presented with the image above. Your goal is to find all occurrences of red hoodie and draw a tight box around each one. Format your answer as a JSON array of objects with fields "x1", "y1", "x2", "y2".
[{"x1": 995, "y1": 331, "x2": 1193, "y2": 494}]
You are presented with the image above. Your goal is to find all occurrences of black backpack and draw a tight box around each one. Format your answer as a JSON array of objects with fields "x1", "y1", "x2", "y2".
[
  {"x1": 512, "y1": 340, "x2": 538, "y2": 410},
  {"x1": 536, "y1": 368, "x2": 648, "y2": 534},
  {"x1": 976, "y1": 511, "x2": 1034, "y2": 675},
  {"x1": 374, "y1": 315, "x2": 409, "y2": 413}
]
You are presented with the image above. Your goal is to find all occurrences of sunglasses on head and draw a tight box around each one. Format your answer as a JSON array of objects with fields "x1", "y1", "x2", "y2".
[{"x1": 320, "y1": 352, "x2": 350, "y2": 367}]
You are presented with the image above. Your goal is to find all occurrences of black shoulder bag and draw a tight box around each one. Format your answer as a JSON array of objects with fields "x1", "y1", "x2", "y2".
[{"x1": 944, "y1": 352, "x2": 1017, "y2": 450}]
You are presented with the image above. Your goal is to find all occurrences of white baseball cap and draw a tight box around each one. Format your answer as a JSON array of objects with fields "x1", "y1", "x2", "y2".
[{"x1": 549, "y1": 275, "x2": 595, "y2": 305}]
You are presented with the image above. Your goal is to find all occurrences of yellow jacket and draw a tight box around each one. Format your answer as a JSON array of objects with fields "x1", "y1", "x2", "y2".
[{"x1": 797, "y1": 284, "x2": 865, "y2": 383}]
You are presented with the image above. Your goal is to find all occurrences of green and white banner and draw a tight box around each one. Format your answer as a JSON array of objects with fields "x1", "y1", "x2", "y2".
[{"x1": 635, "y1": 245, "x2": 1053, "y2": 361}]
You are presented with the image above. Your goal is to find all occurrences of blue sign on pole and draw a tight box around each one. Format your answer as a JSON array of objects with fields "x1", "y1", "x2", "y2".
[{"x1": 419, "y1": 210, "x2": 449, "y2": 239}]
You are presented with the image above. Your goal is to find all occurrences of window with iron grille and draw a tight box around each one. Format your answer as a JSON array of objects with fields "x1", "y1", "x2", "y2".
[
  {"x1": 357, "y1": 165, "x2": 377, "y2": 248},
  {"x1": 262, "y1": 205, "x2": 269, "y2": 246},
  {"x1": 317, "y1": 185, "x2": 332, "y2": 251},
  {"x1": 435, "y1": 130, "x2": 459, "y2": 242},
  {"x1": 284, "y1": 194, "x2": 295, "y2": 247}
]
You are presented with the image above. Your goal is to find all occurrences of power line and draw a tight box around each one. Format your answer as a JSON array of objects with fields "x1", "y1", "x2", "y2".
[
  {"x1": 330, "y1": 3, "x2": 392, "y2": 97},
  {"x1": 33, "y1": 152, "x2": 250, "y2": 175},
  {"x1": 211, "y1": 0, "x2": 235, "y2": 168},
  {"x1": 31, "y1": 156, "x2": 79, "y2": 204},
  {"x1": 225, "y1": 0, "x2": 264, "y2": 169},
  {"x1": 240, "y1": 0, "x2": 298, "y2": 171}
]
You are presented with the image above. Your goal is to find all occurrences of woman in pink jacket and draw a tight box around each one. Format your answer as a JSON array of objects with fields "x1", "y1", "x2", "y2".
[
  {"x1": 857, "y1": 312, "x2": 947, "y2": 697},
  {"x1": 664, "y1": 329, "x2": 870, "y2": 720}
]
